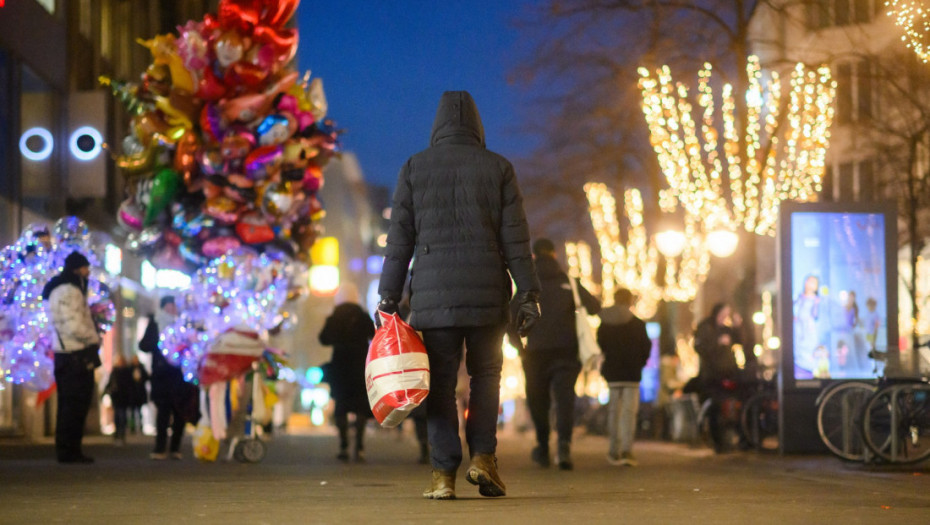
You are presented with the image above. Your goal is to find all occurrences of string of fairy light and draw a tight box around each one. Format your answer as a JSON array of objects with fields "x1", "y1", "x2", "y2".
[
  {"x1": 887, "y1": 0, "x2": 930, "y2": 62},
  {"x1": 638, "y1": 55, "x2": 837, "y2": 236},
  {"x1": 575, "y1": 183, "x2": 710, "y2": 318}
]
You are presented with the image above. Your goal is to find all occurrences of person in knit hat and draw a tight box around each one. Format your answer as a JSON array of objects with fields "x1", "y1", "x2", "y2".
[{"x1": 42, "y1": 250, "x2": 101, "y2": 464}]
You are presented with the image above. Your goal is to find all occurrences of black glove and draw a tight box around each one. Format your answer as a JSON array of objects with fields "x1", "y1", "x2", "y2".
[
  {"x1": 375, "y1": 297, "x2": 399, "y2": 328},
  {"x1": 514, "y1": 291, "x2": 540, "y2": 337}
]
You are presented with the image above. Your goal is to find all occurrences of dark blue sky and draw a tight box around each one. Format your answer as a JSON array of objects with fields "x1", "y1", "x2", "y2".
[{"x1": 296, "y1": 2, "x2": 539, "y2": 192}]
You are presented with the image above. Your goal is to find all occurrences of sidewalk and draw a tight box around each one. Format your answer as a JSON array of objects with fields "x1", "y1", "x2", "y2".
[{"x1": 1, "y1": 426, "x2": 928, "y2": 524}]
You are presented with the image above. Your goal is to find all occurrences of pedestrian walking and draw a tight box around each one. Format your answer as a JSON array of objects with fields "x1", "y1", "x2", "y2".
[
  {"x1": 377, "y1": 90, "x2": 541, "y2": 500},
  {"x1": 128, "y1": 354, "x2": 149, "y2": 434},
  {"x1": 597, "y1": 288, "x2": 652, "y2": 466},
  {"x1": 318, "y1": 284, "x2": 375, "y2": 463},
  {"x1": 139, "y1": 296, "x2": 194, "y2": 459},
  {"x1": 510, "y1": 238, "x2": 601, "y2": 470},
  {"x1": 42, "y1": 250, "x2": 102, "y2": 464},
  {"x1": 104, "y1": 354, "x2": 134, "y2": 445}
]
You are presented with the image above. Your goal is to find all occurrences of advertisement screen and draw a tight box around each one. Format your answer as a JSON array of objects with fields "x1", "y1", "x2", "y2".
[{"x1": 789, "y1": 212, "x2": 888, "y2": 380}]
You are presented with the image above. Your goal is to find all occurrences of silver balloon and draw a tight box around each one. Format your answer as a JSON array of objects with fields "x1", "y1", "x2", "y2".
[{"x1": 52, "y1": 216, "x2": 90, "y2": 247}]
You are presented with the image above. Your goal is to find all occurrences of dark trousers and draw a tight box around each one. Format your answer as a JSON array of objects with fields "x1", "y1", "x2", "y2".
[
  {"x1": 113, "y1": 406, "x2": 128, "y2": 440},
  {"x1": 333, "y1": 401, "x2": 368, "y2": 452},
  {"x1": 422, "y1": 324, "x2": 505, "y2": 473},
  {"x1": 54, "y1": 354, "x2": 95, "y2": 461},
  {"x1": 154, "y1": 399, "x2": 186, "y2": 453},
  {"x1": 522, "y1": 356, "x2": 581, "y2": 448}
]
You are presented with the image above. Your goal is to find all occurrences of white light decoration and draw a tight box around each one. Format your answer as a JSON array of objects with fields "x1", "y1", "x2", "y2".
[
  {"x1": 69, "y1": 126, "x2": 103, "y2": 161},
  {"x1": 580, "y1": 183, "x2": 711, "y2": 318},
  {"x1": 706, "y1": 229, "x2": 740, "y2": 258},
  {"x1": 638, "y1": 56, "x2": 837, "y2": 236},
  {"x1": 655, "y1": 230, "x2": 687, "y2": 258},
  {"x1": 19, "y1": 127, "x2": 53, "y2": 161},
  {"x1": 887, "y1": 1, "x2": 930, "y2": 62}
]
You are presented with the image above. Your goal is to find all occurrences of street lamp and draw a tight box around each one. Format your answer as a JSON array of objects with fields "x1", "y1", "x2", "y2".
[
  {"x1": 706, "y1": 229, "x2": 739, "y2": 258},
  {"x1": 655, "y1": 229, "x2": 687, "y2": 258}
]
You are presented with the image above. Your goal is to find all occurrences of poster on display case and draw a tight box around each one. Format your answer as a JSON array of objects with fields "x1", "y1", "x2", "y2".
[{"x1": 778, "y1": 202, "x2": 898, "y2": 388}]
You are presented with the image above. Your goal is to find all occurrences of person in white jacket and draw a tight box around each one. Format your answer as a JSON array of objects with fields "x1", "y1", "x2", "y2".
[{"x1": 41, "y1": 251, "x2": 101, "y2": 464}]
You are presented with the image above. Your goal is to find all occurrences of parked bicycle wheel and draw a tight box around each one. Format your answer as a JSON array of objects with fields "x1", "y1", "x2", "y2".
[
  {"x1": 862, "y1": 383, "x2": 930, "y2": 464},
  {"x1": 816, "y1": 381, "x2": 876, "y2": 461},
  {"x1": 740, "y1": 391, "x2": 779, "y2": 451}
]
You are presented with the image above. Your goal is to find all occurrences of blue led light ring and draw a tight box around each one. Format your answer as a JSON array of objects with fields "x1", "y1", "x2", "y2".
[{"x1": 19, "y1": 127, "x2": 54, "y2": 161}]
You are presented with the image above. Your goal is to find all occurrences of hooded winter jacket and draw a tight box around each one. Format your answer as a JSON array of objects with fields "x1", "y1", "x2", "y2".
[
  {"x1": 41, "y1": 271, "x2": 101, "y2": 352},
  {"x1": 379, "y1": 91, "x2": 540, "y2": 329}
]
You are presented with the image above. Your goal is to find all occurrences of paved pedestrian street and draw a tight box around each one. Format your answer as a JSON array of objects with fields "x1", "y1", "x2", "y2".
[{"x1": 1, "y1": 428, "x2": 928, "y2": 525}]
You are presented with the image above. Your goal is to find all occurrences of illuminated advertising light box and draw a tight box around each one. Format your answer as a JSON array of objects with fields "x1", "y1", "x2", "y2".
[{"x1": 778, "y1": 202, "x2": 898, "y2": 389}]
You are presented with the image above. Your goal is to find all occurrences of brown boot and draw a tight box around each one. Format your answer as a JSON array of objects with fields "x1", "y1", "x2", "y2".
[
  {"x1": 465, "y1": 454, "x2": 506, "y2": 497},
  {"x1": 423, "y1": 470, "x2": 456, "y2": 500}
]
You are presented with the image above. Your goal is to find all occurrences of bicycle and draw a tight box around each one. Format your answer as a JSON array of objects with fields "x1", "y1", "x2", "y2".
[
  {"x1": 861, "y1": 377, "x2": 930, "y2": 464},
  {"x1": 814, "y1": 349, "x2": 893, "y2": 462},
  {"x1": 815, "y1": 379, "x2": 877, "y2": 461},
  {"x1": 740, "y1": 366, "x2": 779, "y2": 452}
]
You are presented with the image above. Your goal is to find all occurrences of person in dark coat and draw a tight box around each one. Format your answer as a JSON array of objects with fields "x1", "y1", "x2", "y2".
[
  {"x1": 104, "y1": 353, "x2": 135, "y2": 445},
  {"x1": 510, "y1": 238, "x2": 601, "y2": 471},
  {"x1": 138, "y1": 296, "x2": 192, "y2": 459},
  {"x1": 597, "y1": 288, "x2": 652, "y2": 466},
  {"x1": 693, "y1": 302, "x2": 750, "y2": 452},
  {"x1": 42, "y1": 250, "x2": 101, "y2": 464},
  {"x1": 318, "y1": 285, "x2": 375, "y2": 462},
  {"x1": 378, "y1": 91, "x2": 541, "y2": 500},
  {"x1": 127, "y1": 354, "x2": 149, "y2": 434}
]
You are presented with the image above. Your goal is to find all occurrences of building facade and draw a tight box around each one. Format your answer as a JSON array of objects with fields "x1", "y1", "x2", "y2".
[
  {"x1": 750, "y1": 0, "x2": 930, "y2": 366},
  {"x1": 0, "y1": 0, "x2": 217, "y2": 437}
]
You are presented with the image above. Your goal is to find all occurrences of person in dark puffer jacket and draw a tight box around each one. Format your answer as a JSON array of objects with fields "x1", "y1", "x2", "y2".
[
  {"x1": 597, "y1": 288, "x2": 652, "y2": 467},
  {"x1": 378, "y1": 91, "x2": 541, "y2": 500},
  {"x1": 510, "y1": 238, "x2": 600, "y2": 471}
]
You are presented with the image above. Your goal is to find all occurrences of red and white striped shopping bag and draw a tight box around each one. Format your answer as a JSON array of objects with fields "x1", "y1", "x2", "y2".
[{"x1": 365, "y1": 312, "x2": 430, "y2": 428}]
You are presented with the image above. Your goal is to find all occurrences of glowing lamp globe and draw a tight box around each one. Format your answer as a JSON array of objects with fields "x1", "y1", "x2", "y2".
[
  {"x1": 706, "y1": 229, "x2": 739, "y2": 258},
  {"x1": 655, "y1": 230, "x2": 687, "y2": 258}
]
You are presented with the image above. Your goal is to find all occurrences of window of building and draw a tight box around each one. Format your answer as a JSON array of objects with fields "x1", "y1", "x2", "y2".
[
  {"x1": 806, "y1": 0, "x2": 876, "y2": 29},
  {"x1": 836, "y1": 63, "x2": 852, "y2": 124},
  {"x1": 839, "y1": 161, "x2": 855, "y2": 201},
  {"x1": 854, "y1": 0, "x2": 873, "y2": 24},
  {"x1": 858, "y1": 159, "x2": 874, "y2": 201},
  {"x1": 834, "y1": 60, "x2": 873, "y2": 124},
  {"x1": 857, "y1": 59, "x2": 873, "y2": 120},
  {"x1": 821, "y1": 165, "x2": 835, "y2": 201},
  {"x1": 835, "y1": 0, "x2": 850, "y2": 26}
]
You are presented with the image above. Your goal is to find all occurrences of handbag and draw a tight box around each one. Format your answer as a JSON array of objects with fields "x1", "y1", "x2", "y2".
[{"x1": 568, "y1": 277, "x2": 601, "y2": 371}]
